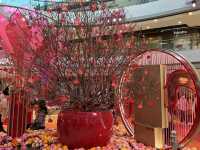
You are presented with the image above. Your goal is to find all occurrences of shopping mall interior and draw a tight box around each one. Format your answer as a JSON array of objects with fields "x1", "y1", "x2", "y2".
[{"x1": 0, "y1": 0, "x2": 200, "y2": 149}]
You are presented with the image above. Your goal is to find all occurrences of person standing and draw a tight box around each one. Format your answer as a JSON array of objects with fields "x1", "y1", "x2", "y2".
[
  {"x1": 0, "y1": 114, "x2": 6, "y2": 133},
  {"x1": 29, "y1": 99, "x2": 48, "y2": 130}
]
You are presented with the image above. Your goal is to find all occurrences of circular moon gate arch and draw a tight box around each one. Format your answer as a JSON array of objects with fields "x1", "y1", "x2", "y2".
[
  {"x1": 118, "y1": 49, "x2": 200, "y2": 148},
  {"x1": 1, "y1": 4, "x2": 200, "y2": 149}
]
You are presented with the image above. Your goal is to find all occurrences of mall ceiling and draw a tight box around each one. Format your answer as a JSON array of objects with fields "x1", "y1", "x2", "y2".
[
  {"x1": 0, "y1": 0, "x2": 157, "y2": 8},
  {"x1": 0, "y1": 0, "x2": 200, "y2": 30},
  {"x1": 135, "y1": 9, "x2": 200, "y2": 31}
]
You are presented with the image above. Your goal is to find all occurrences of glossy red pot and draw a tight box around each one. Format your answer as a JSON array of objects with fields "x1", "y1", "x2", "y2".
[{"x1": 57, "y1": 111, "x2": 113, "y2": 149}]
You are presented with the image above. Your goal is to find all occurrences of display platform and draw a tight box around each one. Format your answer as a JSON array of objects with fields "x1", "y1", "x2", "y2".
[
  {"x1": 0, "y1": 121, "x2": 154, "y2": 150},
  {"x1": 0, "y1": 117, "x2": 199, "y2": 150}
]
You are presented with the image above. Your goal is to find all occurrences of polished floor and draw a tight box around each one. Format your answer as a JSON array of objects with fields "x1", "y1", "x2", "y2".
[{"x1": 187, "y1": 133, "x2": 200, "y2": 149}]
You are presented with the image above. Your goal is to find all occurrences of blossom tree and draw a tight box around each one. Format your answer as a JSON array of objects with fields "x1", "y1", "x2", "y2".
[{"x1": 3, "y1": 1, "x2": 145, "y2": 111}]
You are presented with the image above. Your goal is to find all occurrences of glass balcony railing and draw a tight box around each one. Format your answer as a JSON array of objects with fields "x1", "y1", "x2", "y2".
[
  {"x1": 108, "y1": 0, "x2": 158, "y2": 8},
  {"x1": 132, "y1": 0, "x2": 158, "y2": 5},
  {"x1": 146, "y1": 36, "x2": 200, "y2": 51}
]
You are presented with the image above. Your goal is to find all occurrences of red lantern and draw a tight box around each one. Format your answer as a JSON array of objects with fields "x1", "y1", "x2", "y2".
[{"x1": 48, "y1": 118, "x2": 53, "y2": 123}]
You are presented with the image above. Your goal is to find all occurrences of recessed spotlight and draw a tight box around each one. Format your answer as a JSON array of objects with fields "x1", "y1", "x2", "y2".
[
  {"x1": 192, "y1": 2, "x2": 196, "y2": 7},
  {"x1": 146, "y1": 26, "x2": 150, "y2": 29},
  {"x1": 178, "y1": 21, "x2": 182, "y2": 24},
  {"x1": 154, "y1": 19, "x2": 158, "y2": 22},
  {"x1": 188, "y1": 12, "x2": 193, "y2": 15}
]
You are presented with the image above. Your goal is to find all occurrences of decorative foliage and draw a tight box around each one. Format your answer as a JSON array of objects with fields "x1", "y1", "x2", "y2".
[{"x1": 2, "y1": 1, "x2": 143, "y2": 111}]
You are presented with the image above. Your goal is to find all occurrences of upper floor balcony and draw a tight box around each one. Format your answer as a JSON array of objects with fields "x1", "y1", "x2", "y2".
[{"x1": 119, "y1": 0, "x2": 200, "y2": 22}]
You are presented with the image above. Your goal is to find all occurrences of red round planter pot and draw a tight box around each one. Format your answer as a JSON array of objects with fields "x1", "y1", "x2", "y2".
[{"x1": 57, "y1": 111, "x2": 113, "y2": 149}]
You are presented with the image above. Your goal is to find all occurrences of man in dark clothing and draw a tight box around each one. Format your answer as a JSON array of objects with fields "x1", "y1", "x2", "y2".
[{"x1": 27, "y1": 99, "x2": 48, "y2": 130}]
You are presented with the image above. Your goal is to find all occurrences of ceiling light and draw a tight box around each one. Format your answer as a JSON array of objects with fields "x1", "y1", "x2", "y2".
[
  {"x1": 178, "y1": 21, "x2": 182, "y2": 24},
  {"x1": 146, "y1": 26, "x2": 150, "y2": 29},
  {"x1": 113, "y1": 18, "x2": 117, "y2": 22},
  {"x1": 188, "y1": 12, "x2": 193, "y2": 15},
  {"x1": 154, "y1": 19, "x2": 158, "y2": 22},
  {"x1": 192, "y1": 1, "x2": 196, "y2": 7}
]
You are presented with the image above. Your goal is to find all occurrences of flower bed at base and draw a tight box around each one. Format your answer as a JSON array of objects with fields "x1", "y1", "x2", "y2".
[
  {"x1": 0, "y1": 124, "x2": 198, "y2": 150},
  {"x1": 0, "y1": 125, "x2": 155, "y2": 150}
]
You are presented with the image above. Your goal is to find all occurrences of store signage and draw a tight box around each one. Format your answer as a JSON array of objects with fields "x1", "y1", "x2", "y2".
[{"x1": 173, "y1": 31, "x2": 188, "y2": 35}]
